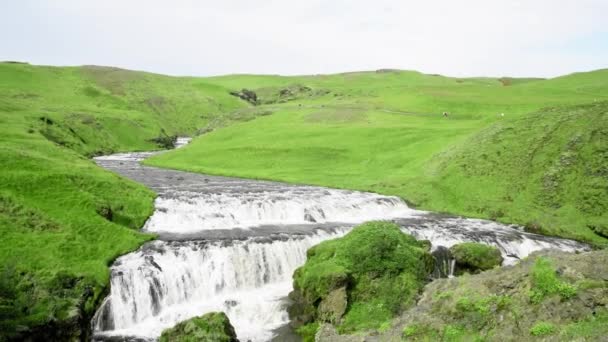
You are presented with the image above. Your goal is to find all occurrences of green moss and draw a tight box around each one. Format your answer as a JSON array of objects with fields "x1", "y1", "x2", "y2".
[
  {"x1": 159, "y1": 312, "x2": 238, "y2": 342},
  {"x1": 296, "y1": 322, "x2": 319, "y2": 342},
  {"x1": 402, "y1": 324, "x2": 419, "y2": 337},
  {"x1": 450, "y1": 243, "x2": 503, "y2": 273},
  {"x1": 529, "y1": 257, "x2": 577, "y2": 304},
  {"x1": 452, "y1": 295, "x2": 511, "y2": 330},
  {"x1": 529, "y1": 322, "x2": 556, "y2": 336},
  {"x1": 291, "y1": 221, "x2": 433, "y2": 334}
]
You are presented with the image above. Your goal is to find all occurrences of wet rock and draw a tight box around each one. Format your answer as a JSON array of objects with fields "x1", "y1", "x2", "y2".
[{"x1": 431, "y1": 246, "x2": 455, "y2": 278}]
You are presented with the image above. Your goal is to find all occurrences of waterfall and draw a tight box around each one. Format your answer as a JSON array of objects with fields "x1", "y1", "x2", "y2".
[
  {"x1": 93, "y1": 229, "x2": 346, "y2": 341},
  {"x1": 431, "y1": 246, "x2": 455, "y2": 278},
  {"x1": 92, "y1": 151, "x2": 589, "y2": 342},
  {"x1": 174, "y1": 137, "x2": 191, "y2": 148},
  {"x1": 144, "y1": 189, "x2": 418, "y2": 234},
  {"x1": 399, "y1": 216, "x2": 587, "y2": 265}
]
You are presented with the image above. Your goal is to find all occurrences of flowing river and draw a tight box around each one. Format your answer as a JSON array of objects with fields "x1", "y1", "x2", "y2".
[{"x1": 91, "y1": 139, "x2": 588, "y2": 341}]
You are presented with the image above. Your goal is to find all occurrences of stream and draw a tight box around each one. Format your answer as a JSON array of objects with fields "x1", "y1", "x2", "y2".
[{"x1": 90, "y1": 138, "x2": 588, "y2": 341}]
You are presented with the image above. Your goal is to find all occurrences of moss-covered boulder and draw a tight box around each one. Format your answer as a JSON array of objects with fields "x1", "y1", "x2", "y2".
[
  {"x1": 450, "y1": 242, "x2": 503, "y2": 274},
  {"x1": 159, "y1": 312, "x2": 238, "y2": 342},
  {"x1": 289, "y1": 221, "x2": 434, "y2": 336},
  {"x1": 318, "y1": 249, "x2": 608, "y2": 341}
]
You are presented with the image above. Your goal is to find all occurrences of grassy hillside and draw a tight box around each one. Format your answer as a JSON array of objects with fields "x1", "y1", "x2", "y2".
[
  {"x1": 0, "y1": 62, "x2": 247, "y2": 339},
  {"x1": 2, "y1": 63, "x2": 607, "y2": 338},
  {"x1": 147, "y1": 69, "x2": 608, "y2": 246}
]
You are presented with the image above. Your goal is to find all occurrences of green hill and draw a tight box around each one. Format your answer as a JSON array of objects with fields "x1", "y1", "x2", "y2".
[
  {"x1": 147, "y1": 69, "x2": 608, "y2": 246},
  {"x1": 0, "y1": 62, "x2": 247, "y2": 339}
]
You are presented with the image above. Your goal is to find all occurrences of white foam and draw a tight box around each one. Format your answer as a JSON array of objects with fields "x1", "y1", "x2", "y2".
[
  {"x1": 144, "y1": 189, "x2": 419, "y2": 233},
  {"x1": 401, "y1": 217, "x2": 587, "y2": 265},
  {"x1": 93, "y1": 229, "x2": 346, "y2": 341}
]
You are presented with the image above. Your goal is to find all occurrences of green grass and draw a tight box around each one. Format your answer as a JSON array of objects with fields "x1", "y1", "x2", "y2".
[
  {"x1": 529, "y1": 322, "x2": 556, "y2": 337},
  {"x1": 0, "y1": 62, "x2": 247, "y2": 338},
  {"x1": 529, "y1": 257, "x2": 577, "y2": 304},
  {"x1": 147, "y1": 69, "x2": 608, "y2": 246}
]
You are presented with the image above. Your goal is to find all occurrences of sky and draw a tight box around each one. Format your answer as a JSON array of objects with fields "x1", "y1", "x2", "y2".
[{"x1": 1, "y1": 0, "x2": 607, "y2": 78}]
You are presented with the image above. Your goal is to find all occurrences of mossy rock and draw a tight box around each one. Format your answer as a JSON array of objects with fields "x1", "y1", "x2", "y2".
[
  {"x1": 159, "y1": 312, "x2": 238, "y2": 342},
  {"x1": 318, "y1": 249, "x2": 608, "y2": 341},
  {"x1": 289, "y1": 221, "x2": 433, "y2": 334},
  {"x1": 450, "y1": 242, "x2": 503, "y2": 274}
]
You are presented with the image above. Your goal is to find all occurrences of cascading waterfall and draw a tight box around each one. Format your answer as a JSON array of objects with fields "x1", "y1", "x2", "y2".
[
  {"x1": 92, "y1": 146, "x2": 589, "y2": 342},
  {"x1": 93, "y1": 229, "x2": 346, "y2": 341},
  {"x1": 398, "y1": 216, "x2": 587, "y2": 265},
  {"x1": 145, "y1": 189, "x2": 418, "y2": 234}
]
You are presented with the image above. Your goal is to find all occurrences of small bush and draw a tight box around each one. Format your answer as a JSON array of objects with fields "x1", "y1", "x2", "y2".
[
  {"x1": 530, "y1": 257, "x2": 577, "y2": 303},
  {"x1": 530, "y1": 322, "x2": 556, "y2": 336},
  {"x1": 402, "y1": 324, "x2": 418, "y2": 337},
  {"x1": 296, "y1": 322, "x2": 319, "y2": 342}
]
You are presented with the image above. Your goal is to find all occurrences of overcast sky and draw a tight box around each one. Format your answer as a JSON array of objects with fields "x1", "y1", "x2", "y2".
[{"x1": 1, "y1": 0, "x2": 607, "y2": 77}]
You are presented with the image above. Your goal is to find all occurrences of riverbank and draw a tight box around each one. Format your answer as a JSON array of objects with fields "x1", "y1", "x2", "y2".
[{"x1": 0, "y1": 62, "x2": 245, "y2": 339}]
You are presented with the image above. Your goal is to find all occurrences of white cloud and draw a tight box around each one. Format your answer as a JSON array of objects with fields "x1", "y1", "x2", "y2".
[{"x1": 1, "y1": 0, "x2": 606, "y2": 77}]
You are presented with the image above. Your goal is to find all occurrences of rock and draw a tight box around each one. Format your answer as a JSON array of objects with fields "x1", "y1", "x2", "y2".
[
  {"x1": 431, "y1": 246, "x2": 455, "y2": 278},
  {"x1": 159, "y1": 312, "x2": 238, "y2": 342},
  {"x1": 288, "y1": 221, "x2": 433, "y2": 335},
  {"x1": 449, "y1": 242, "x2": 503, "y2": 274},
  {"x1": 316, "y1": 249, "x2": 608, "y2": 341},
  {"x1": 318, "y1": 286, "x2": 348, "y2": 324},
  {"x1": 229, "y1": 89, "x2": 258, "y2": 105}
]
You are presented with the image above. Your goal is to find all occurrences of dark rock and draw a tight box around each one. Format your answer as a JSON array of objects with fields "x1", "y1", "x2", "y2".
[{"x1": 431, "y1": 246, "x2": 455, "y2": 278}]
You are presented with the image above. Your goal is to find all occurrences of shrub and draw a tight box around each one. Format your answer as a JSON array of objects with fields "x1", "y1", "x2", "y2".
[
  {"x1": 529, "y1": 257, "x2": 577, "y2": 304},
  {"x1": 296, "y1": 322, "x2": 319, "y2": 342},
  {"x1": 530, "y1": 322, "x2": 556, "y2": 336}
]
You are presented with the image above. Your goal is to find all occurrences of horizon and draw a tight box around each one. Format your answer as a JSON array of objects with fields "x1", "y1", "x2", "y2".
[
  {"x1": 1, "y1": 1, "x2": 607, "y2": 78},
  {"x1": 2, "y1": 60, "x2": 607, "y2": 80}
]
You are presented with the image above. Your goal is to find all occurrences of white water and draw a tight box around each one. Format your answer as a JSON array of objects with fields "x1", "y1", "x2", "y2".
[
  {"x1": 145, "y1": 189, "x2": 418, "y2": 234},
  {"x1": 400, "y1": 217, "x2": 586, "y2": 265},
  {"x1": 94, "y1": 229, "x2": 345, "y2": 341},
  {"x1": 174, "y1": 137, "x2": 192, "y2": 148}
]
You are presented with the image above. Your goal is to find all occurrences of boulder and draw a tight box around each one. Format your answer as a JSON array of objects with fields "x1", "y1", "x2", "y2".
[
  {"x1": 159, "y1": 312, "x2": 238, "y2": 342},
  {"x1": 449, "y1": 242, "x2": 503, "y2": 274}
]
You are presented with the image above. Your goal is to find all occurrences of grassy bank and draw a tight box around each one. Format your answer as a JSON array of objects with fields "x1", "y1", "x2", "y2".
[
  {"x1": 147, "y1": 69, "x2": 608, "y2": 246},
  {"x1": 0, "y1": 62, "x2": 246, "y2": 339}
]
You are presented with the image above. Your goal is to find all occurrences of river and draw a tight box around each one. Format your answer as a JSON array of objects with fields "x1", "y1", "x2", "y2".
[{"x1": 90, "y1": 139, "x2": 587, "y2": 341}]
